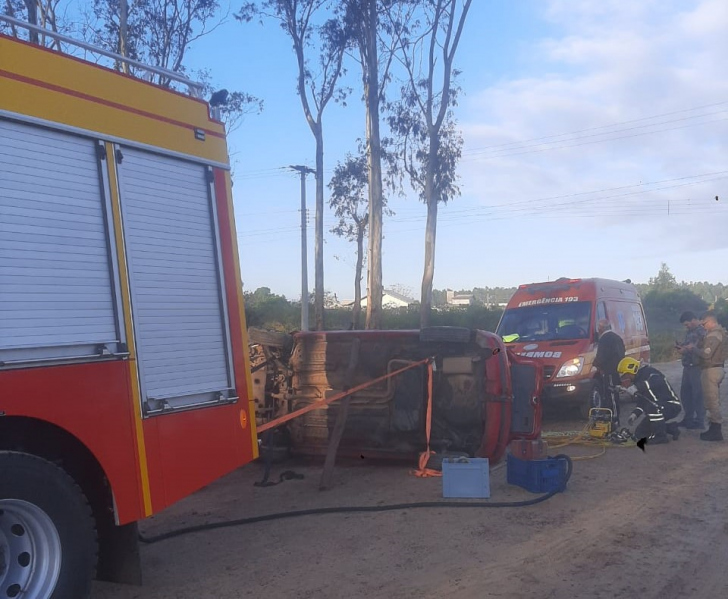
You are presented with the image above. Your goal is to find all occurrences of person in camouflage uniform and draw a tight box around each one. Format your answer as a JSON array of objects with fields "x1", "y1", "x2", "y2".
[
  {"x1": 676, "y1": 311, "x2": 706, "y2": 429},
  {"x1": 697, "y1": 311, "x2": 726, "y2": 441}
]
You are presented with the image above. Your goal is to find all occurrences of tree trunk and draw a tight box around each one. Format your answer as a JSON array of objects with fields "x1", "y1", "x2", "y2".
[
  {"x1": 364, "y1": 0, "x2": 383, "y2": 330},
  {"x1": 420, "y1": 198, "x2": 438, "y2": 328},
  {"x1": 420, "y1": 140, "x2": 439, "y2": 328},
  {"x1": 23, "y1": 0, "x2": 38, "y2": 44},
  {"x1": 353, "y1": 225, "x2": 364, "y2": 330},
  {"x1": 314, "y1": 128, "x2": 325, "y2": 331},
  {"x1": 119, "y1": 0, "x2": 129, "y2": 74}
]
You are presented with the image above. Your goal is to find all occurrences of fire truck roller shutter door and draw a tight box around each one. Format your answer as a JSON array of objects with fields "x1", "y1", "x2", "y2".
[
  {"x1": 116, "y1": 147, "x2": 235, "y2": 413},
  {"x1": 0, "y1": 119, "x2": 123, "y2": 365}
]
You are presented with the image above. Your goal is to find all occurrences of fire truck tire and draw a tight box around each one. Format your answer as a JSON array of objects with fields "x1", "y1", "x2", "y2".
[
  {"x1": 248, "y1": 328, "x2": 292, "y2": 349},
  {"x1": 0, "y1": 451, "x2": 97, "y2": 599}
]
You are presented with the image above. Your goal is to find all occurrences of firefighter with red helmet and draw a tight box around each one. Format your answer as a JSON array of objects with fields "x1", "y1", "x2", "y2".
[{"x1": 617, "y1": 357, "x2": 682, "y2": 444}]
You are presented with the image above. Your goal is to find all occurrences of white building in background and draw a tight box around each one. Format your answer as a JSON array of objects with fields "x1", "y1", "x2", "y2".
[
  {"x1": 342, "y1": 289, "x2": 416, "y2": 309},
  {"x1": 446, "y1": 289, "x2": 473, "y2": 306}
]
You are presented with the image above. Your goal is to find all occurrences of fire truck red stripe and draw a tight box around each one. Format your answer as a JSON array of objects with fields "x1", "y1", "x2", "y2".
[{"x1": 0, "y1": 69, "x2": 224, "y2": 138}]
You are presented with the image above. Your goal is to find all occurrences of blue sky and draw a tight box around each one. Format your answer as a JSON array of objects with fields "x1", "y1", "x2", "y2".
[{"x1": 168, "y1": 1, "x2": 726, "y2": 300}]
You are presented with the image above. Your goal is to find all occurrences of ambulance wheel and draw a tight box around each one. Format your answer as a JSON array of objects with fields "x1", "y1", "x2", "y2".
[
  {"x1": 0, "y1": 451, "x2": 97, "y2": 599},
  {"x1": 580, "y1": 384, "x2": 603, "y2": 419}
]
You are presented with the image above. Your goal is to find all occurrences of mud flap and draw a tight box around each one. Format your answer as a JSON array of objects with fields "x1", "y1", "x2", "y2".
[{"x1": 96, "y1": 521, "x2": 142, "y2": 585}]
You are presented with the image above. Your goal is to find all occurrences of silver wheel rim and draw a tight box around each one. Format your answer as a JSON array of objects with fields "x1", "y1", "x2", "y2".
[{"x1": 0, "y1": 499, "x2": 61, "y2": 599}]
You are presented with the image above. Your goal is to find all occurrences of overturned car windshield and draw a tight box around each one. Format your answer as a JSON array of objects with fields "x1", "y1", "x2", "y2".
[{"x1": 497, "y1": 302, "x2": 592, "y2": 342}]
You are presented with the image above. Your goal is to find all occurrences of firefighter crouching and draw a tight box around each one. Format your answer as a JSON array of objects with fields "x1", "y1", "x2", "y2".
[{"x1": 617, "y1": 357, "x2": 682, "y2": 444}]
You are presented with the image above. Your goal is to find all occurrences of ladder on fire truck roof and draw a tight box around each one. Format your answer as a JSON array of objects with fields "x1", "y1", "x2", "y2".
[{"x1": 0, "y1": 14, "x2": 204, "y2": 98}]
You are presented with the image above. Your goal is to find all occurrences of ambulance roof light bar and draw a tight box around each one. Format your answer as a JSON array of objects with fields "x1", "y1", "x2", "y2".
[
  {"x1": 518, "y1": 278, "x2": 582, "y2": 289},
  {"x1": 0, "y1": 14, "x2": 204, "y2": 98}
]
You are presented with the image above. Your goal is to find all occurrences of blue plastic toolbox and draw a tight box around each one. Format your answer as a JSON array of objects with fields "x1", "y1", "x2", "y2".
[
  {"x1": 442, "y1": 457, "x2": 490, "y2": 498},
  {"x1": 506, "y1": 454, "x2": 568, "y2": 493}
]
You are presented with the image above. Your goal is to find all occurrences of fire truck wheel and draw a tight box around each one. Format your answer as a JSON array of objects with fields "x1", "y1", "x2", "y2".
[{"x1": 0, "y1": 451, "x2": 97, "y2": 599}]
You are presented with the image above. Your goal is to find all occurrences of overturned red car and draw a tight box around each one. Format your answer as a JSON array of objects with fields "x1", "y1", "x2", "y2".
[{"x1": 249, "y1": 326, "x2": 543, "y2": 463}]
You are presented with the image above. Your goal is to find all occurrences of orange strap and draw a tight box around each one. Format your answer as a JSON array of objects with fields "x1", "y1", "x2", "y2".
[
  {"x1": 257, "y1": 357, "x2": 432, "y2": 434},
  {"x1": 412, "y1": 361, "x2": 442, "y2": 478}
]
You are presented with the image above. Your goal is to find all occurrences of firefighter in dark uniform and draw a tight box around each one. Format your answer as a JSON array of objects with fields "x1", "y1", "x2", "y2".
[
  {"x1": 617, "y1": 357, "x2": 682, "y2": 444},
  {"x1": 593, "y1": 320, "x2": 625, "y2": 428}
]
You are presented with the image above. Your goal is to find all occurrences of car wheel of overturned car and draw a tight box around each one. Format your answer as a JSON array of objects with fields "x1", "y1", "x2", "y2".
[
  {"x1": 258, "y1": 443, "x2": 291, "y2": 464},
  {"x1": 257, "y1": 428, "x2": 292, "y2": 464},
  {"x1": 248, "y1": 328, "x2": 292, "y2": 349}
]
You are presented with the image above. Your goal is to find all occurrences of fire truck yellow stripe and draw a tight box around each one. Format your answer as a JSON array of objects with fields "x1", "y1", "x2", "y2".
[
  {"x1": 0, "y1": 38, "x2": 228, "y2": 164},
  {"x1": 223, "y1": 174, "x2": 259, "y2": 458},
  {"x1": 105, "y1": 142, "x2": 154, "y2": 516}
]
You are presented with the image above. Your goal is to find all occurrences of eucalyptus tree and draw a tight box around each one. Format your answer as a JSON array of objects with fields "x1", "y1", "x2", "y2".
[
  {"x1": 385, "y1": 0, "x2": 471, "y2": 326},
  {"x1": 328, "y1": 148, "x2": 393, "y2": 329},
  {"x1": 237, "y1": 1, "x2": 348, "y2": 330}
]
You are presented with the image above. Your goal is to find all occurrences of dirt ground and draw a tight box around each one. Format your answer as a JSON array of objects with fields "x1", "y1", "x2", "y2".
[{"x1": 92, "y1": 361, "x2": 728, "y2": 599}]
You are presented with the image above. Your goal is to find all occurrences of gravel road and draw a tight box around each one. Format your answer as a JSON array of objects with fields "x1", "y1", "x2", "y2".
[{"x1": 92, "y1": 360, "x2": 728, "y2": 599}]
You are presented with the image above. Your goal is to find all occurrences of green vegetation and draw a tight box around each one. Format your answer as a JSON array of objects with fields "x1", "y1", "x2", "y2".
[
  {"x1": 642, "y1": 285, "x2": 708, "y2": 361},
  {"x1": 638, "y1": 263, "x2": 728, "y2": 362},
  {"x1": 245, "y1": 264, "x2": 728, "y2": 366},
  {"x1": 244, "y1": 288, "x2": 502, "y2": 333}
]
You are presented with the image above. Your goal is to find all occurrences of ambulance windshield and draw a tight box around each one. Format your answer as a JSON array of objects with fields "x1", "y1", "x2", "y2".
[{"x1": 497, "y1": 302, "x2": 592, "y2": 342}]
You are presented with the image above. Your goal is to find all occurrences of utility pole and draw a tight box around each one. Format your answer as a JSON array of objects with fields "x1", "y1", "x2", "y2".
[{"x1": 290, "y1": 165, "x2": 315, "y2": 331}]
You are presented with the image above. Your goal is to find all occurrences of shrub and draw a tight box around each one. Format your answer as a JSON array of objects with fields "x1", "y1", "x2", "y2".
[{"x1": 649, "y1": 332, "x2": 680, "y2": 363}]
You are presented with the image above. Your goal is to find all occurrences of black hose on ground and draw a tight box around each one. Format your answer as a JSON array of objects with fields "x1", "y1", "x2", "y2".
[{"x1": 139, "y1": 455, "x2": 573, "y2": 545}]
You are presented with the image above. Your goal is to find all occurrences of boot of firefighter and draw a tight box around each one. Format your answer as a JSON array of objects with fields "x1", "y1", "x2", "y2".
[
  {"x1": 665, "y1": 421, "x2": 680, "y2": 441},
  {"x1": 700, "y1": 423, "x2": 724, "y2": 442},
  {"x1": 650, "y1": 420, "x2": 670, "y2": 444}
]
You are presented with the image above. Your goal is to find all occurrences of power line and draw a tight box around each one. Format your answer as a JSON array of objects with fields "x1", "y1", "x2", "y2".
[
  {"x1": 237, "y1": 199, "x2": 728, "y2": 245},
  {"x1": 235, "y1": 173, "x2": 726, "y2": 238},
  {"x1": 233, "y1": 166, "x2": 291, "y2": 181},
  {"x1": 237, "y1": 225, "x2": 301, "y2": 238},
  {"x1": 236, "y1": 170, "x2": 727, "y2": 222},
  {"x1": 237, "y1": 207, "x2": 301, "y2": 216},
  {"x1": 451, "y1": 176, "x2": 728, "y2": 218},
  {"x1": 462, "y1": 100, "x2": 728, "y2": 155},
  {"x1": 424, "y1": 171, "x2": 728, "y2": 216},
  {"x1": 232, "y1": 102, "x2": 728, "y2": 184},
  {"x1": 358, "y1": 173, "x2": 728, "y2": 226},
  {"x1": 382, "y1": 202, "x2": 728, "y2": 237},
  {"x1": 460, "y1": 115, "x2": 728, "y2": 162}
]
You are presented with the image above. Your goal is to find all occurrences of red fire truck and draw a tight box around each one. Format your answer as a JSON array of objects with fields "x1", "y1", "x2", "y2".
[
  {"x1": 1, "y1": 17, "x2": 546, "y2": 599},
  {"x1": 0, "y1": 17, "x2": 258, "y2": 598}
]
